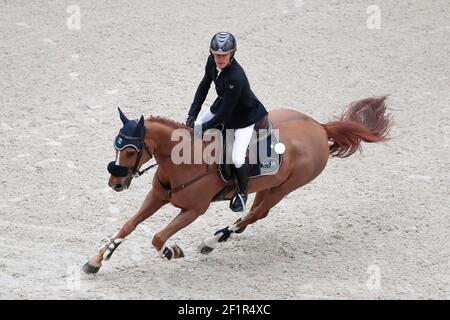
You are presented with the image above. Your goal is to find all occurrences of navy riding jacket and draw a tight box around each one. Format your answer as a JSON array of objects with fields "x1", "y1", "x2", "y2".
[{"x1": 188, "y1": 55, "x2": 268, "y2": 130}]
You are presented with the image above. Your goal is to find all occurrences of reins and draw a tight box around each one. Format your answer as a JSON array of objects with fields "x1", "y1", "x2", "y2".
[{"x1": 167, "y1": 164, "x2": 218, "y2": 197}]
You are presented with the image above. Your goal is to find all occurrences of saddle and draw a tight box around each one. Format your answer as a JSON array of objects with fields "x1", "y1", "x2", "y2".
[{"x1": 214, "y1": 115, "x2": 283, "y2": 200}]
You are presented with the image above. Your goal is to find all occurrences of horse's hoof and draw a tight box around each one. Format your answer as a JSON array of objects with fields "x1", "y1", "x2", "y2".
[
  {"x1": 172, "y1": 245, "x2": 185, "y2": 258},
  {"x1": 233, "y1": 218, "x2": 247, "y2": 234},
  {"x1": 82, "y1": 261, "x2": 100, "y2": 274},
  {"x1": 199, "y1": 244, "x2": 215, "y2": 254},
  {"x1": 214, "y1": 226, "x2": 232, "y2": 242}
]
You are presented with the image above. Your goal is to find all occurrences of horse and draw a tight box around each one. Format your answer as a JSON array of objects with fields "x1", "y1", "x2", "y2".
[{"x1": 83, "y1": 96, "x2": 392, "y2": 274}]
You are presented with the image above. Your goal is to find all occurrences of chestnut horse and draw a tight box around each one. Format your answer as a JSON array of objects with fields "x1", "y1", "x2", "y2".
[{"x1": 83, "y1": 96, "x2": 391, "y2": 274}]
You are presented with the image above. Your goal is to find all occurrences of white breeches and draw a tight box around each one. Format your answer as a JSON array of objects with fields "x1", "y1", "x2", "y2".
[{"x1": 195, "y1": 108, "x2": 255, "y2": 168}]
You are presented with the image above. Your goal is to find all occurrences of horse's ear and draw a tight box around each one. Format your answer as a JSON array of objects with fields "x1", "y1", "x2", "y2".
[
  {"x1": 135, "y1": 115, "x2": 145, "y2": 137},
  {"x1": 118, "y1": 107, "x2": 129, "y2": 125}
]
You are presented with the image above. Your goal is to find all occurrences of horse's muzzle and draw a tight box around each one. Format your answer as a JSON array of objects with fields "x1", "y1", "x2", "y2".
[
  {"x1": 110, "y1": 177, "x2": 132, "y2": 192},
  {"x1": 107, "y1": 161, "x2": 129, "y2": 177},
  {"x1": 112, "y1": 183, "x2": 125, "y2": 192}
]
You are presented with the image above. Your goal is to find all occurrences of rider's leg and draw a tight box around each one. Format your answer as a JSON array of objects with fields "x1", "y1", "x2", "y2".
[{"x1": 230, "y1": 124, "x2": 255, "y2": 212}]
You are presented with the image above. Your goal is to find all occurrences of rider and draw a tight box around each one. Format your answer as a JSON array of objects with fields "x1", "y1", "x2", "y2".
[{"x1": 186, "y1": 32, "x2": 268, "y2": 212}]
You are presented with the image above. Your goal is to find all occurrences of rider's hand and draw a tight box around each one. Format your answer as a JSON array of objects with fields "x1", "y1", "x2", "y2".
[{"x1": 186, "y1": 115, "x2": 196, "y2": 128}]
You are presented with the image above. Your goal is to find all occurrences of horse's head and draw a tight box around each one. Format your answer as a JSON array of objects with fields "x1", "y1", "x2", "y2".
[{"x1": 107, "y1": 108, "x2": 152, "y2": 192}]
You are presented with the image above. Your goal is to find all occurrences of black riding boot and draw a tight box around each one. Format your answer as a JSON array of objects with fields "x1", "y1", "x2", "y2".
[{"x1": 230, "y1": 164, "x2": 249, "y2": 212}]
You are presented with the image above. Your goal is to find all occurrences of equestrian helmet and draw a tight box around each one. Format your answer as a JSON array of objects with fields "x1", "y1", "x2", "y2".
[{"x1": 210, "y1": 32, "x2": 237, "y2": 55}]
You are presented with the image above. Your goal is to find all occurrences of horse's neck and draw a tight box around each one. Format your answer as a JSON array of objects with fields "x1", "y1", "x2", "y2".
[
  {"x1": 146, "y1": 121, "x2": 174, "y2": 159},
  {"x1": 146, "y1": 118, "x2": 222, "y2": 165},
  {"x1": 146, "y1": 120, "x2": 214, "y2": 187}
]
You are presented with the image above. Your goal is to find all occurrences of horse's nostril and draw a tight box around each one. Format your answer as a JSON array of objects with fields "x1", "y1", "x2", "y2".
[{"x1": 113, "y1": 184, "x2": 123, "y2": 191}]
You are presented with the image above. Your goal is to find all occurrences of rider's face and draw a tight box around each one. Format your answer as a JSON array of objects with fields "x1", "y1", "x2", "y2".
[{"x1": 212, "y1": 52, "x2": 232, "y2": 69}]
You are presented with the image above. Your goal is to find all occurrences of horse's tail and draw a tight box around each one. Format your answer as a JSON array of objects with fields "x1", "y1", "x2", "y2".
[{"x1": 322, "y1": 96, "x2": 392, "y2": 158}]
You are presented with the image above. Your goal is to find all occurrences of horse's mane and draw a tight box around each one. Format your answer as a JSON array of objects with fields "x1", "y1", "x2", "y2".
[{"x1": 148, "y1": 116, "x2": 192, "y2": 131}]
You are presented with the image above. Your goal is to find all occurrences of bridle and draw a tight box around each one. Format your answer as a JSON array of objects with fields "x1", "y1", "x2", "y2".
[{"x1": 108, "y1": 131, "x2": 158, "y2": 179}]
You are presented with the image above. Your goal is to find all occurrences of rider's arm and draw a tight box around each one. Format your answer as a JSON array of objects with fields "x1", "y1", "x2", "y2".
[
  {"x1": 188, "y1": 58, "x2": 213, "y2": 118},
  {"x1": 201, "y1": 79, "x2": 242, "y2": 131}
]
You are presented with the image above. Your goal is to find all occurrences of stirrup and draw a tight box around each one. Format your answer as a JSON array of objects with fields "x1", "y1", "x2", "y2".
[{"x1": 230, "y1": 192, "x2": 247, "y2": 212}]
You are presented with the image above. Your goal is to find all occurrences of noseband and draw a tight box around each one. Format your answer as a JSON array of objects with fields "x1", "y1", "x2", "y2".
[{"x1": 107, "y1": 132, "x2": 158, "y2": 178}]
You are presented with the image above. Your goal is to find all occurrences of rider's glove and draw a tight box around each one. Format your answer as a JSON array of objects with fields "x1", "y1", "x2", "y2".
[{"x1": 186, "y1": 115, "x2": 196, "y2": 128}]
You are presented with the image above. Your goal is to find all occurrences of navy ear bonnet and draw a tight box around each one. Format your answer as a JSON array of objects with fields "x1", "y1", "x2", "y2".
[
  {"x1": 114, "y1": 120, "x2": 145, "y2": 151},
  {"x1": 114, "y1": 108, "x2": 146, "y2": 151}
]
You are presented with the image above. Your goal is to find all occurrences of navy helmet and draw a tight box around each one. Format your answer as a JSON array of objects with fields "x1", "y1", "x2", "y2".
[{"x1": 210, "y1": 32, "x2": 237, "y2": 55}]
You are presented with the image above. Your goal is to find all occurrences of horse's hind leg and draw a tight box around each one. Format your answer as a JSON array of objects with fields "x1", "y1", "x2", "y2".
[
  {"x1": 199, "y1": 179, "x2": 300, "y2": 254},
  {"x1": 83, "y1": 189, "x2": 168, "y2": 274},
  {"x1": 199, "y1": 190, "x2": 272, "y2": 254},
  {"x1": 235, "y1": 182, "x2": 295, "y2": 231},
  {"x1": 232, "y1": 189, "x2": 270, "y2": 233}
]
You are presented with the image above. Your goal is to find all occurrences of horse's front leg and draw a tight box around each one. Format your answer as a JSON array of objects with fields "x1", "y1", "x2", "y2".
[
  {"x1": 83, "y1": 189, "x2": 168, "y2": 274},
  {"x1": 152, "y1": 208, "x2": 205, "y2": 260}
]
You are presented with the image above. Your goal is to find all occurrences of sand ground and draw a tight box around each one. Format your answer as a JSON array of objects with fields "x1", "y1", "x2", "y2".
[{"x1": 0, "y1": 0, "x2": 449, "y2": 299}]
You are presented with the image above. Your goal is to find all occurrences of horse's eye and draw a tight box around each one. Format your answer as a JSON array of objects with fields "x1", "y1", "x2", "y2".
[{"x1": 126, "y1": 151, "x2": 136, "y2": 157}]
